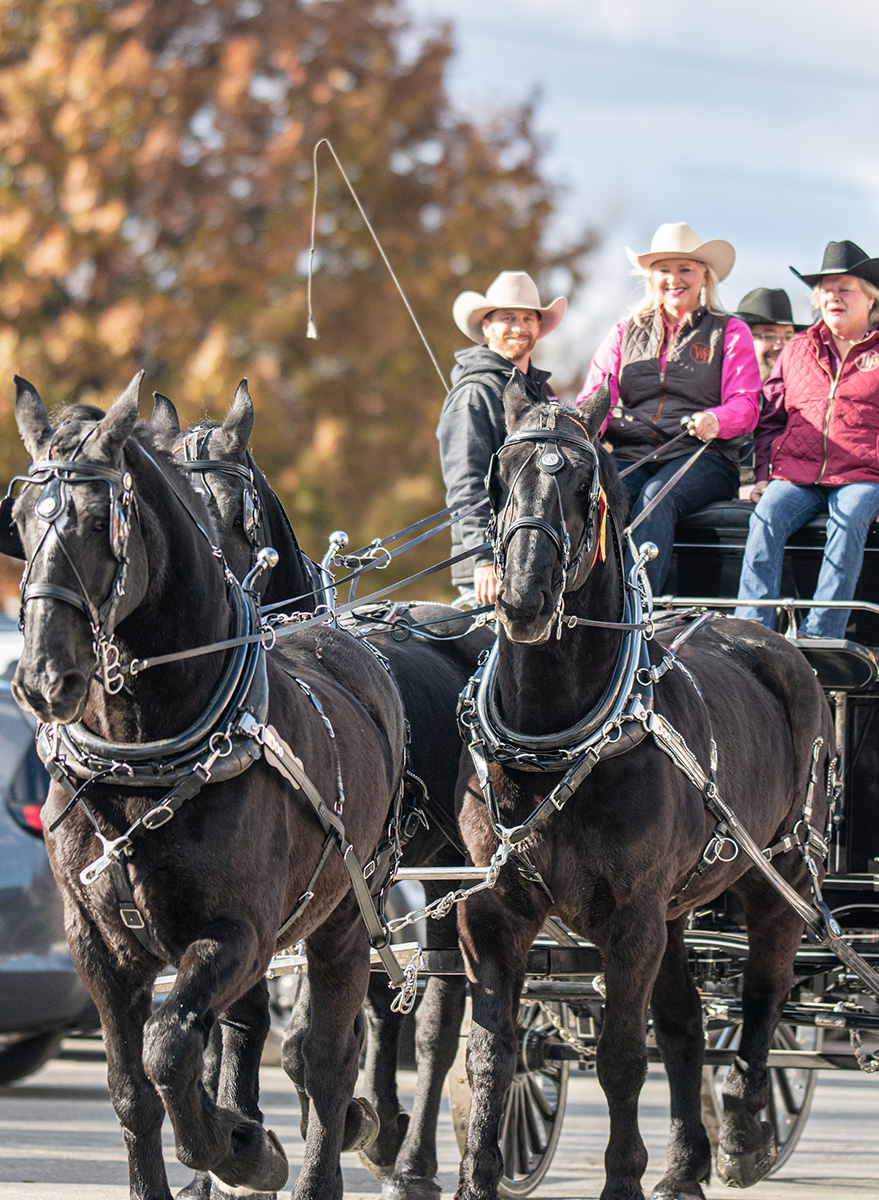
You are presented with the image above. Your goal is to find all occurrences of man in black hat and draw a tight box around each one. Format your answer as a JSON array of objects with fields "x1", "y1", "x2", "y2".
[{"x1": 734, "y1": 287, "x2": 803, "y2": 381}]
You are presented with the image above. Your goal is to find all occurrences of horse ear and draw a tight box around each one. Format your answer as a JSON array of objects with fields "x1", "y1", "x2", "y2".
[
  {"x1": 94, "y1": 371, "x2": 143, "y2": 459},
  {"x1": 222, "y1": 379, "x2": 254, "y2": 455},
  {"x1": 151, "y1": 392, "x2": 181, "y2": 436},
  {"x1": 502, "y1": 372, "x2": 535, "y2": 432},
  {"x1": 14, "y1": 376, "x2": 54, "y2": 460},
  {"x1": 577, "y1": 375, "x2": 612, "y2": 442}
]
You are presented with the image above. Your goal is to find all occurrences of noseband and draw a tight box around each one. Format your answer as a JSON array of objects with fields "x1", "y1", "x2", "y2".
[
  {"x1": 487, "y1": 412, "x2": 607, "y2": 634},
  {"x1": 175, "y1": 427, "x2": 262, "y2": 557}
]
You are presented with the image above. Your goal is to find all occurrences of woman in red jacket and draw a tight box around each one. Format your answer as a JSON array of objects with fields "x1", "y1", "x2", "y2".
[{"x1": 735, "y1": 240, "x2": 879, "y2": 638}]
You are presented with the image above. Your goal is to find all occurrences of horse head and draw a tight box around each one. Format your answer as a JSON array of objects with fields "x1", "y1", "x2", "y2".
[
  {"x1": 9, "y1": 374, "x2": 149, "y2": 723},
  {"x1": 489, "y1": 374, "x2": 619, "y2": 644},
  {"x1": 156, "y1": 380, "x2": 263, "y2": 585},
  {"x1": 158, "y1": 383, "x2": 320, "y2": 612}
]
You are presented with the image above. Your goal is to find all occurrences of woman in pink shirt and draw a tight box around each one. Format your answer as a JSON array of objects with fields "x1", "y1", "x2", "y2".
[{"x1": 578, "y1": 222, "x2": 761, "y2": 592}]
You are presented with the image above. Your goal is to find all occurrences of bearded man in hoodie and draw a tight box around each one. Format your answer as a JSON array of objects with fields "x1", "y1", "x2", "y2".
[{"x1": 436, "y1": 271, "x2": 567, "y2": 604}]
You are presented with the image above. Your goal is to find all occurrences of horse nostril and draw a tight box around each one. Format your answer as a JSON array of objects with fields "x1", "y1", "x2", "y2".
[{"x1": 46, "y1": 670, "x2": 87, "y2": 706}]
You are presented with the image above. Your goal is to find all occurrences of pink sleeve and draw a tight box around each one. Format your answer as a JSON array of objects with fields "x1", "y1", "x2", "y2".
[
  {"x1": 576, "y1": 321, "x2": 626, "y2": 434},
  {"x1": 710, "y1": 317, "x2": 761, "y2": 438}
]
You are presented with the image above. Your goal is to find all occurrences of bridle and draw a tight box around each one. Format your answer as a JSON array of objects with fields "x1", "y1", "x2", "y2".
[
  {"x1": 487, "y1": 407, "x2": 607, "y2": 636},
  {"x1": 4, "y1": 439, "x2": 136, "y2": 694},
  {"x1": 174, "y1": 426, "x2": 262, "y2": 558}
]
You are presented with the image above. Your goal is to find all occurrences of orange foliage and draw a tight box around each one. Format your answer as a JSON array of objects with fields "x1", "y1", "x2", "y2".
[{"x1": 0, "y1": 0, "x2": 596, "y2": 603}]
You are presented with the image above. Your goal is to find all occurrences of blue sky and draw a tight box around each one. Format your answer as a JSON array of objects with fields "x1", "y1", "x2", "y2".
[{"x1": 404, "y1": 0, "x2": 879, "y2": 381}]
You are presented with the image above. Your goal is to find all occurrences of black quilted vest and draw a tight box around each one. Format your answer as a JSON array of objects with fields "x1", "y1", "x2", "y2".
[{"x1": 605, "y1": 307, "x2": 738, "y2": 466}]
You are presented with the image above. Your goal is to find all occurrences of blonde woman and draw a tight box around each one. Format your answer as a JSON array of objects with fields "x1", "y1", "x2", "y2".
[
  {"x1": 578, "y1": 222, "x2": 760, "y2": 591},
  {"x1": 736, "y1": 240, "x2": 879, "y2": 638}
]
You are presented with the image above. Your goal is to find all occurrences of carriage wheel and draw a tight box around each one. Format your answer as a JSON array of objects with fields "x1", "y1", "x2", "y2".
[
  {"x1": 701, "y1": 1021, "x2": 823, "y2": 1172},
  {"x1": 448, "y1": 997, "x2": 570, "y2": 1197}
]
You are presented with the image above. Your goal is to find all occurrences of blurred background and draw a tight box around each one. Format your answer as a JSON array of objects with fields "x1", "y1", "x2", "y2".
[{"x1": 0, "y1": 0, "x2": 876, "y2": 602}]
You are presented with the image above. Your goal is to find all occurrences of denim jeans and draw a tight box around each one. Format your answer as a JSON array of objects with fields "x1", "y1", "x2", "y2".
[
  {"x1": 735, "y1": 479, "x2": 879, "y2": 638},
  {"x1": 618, "y1": 453, "x2": 740, "y2": 593}
]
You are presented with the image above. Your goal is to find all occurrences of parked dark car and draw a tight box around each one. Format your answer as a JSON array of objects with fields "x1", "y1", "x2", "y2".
[{"x1": 0, "y1": 621, "x2": 98, "y2": 1084}]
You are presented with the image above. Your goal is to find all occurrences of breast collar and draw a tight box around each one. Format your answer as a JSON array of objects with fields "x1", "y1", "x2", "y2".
[{"x1": 38, "y1": 575, "x2": 269, "y2": 791}]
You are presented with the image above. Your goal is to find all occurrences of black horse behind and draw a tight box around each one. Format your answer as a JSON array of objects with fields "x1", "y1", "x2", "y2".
[
  {"x1": 453, "y1": 378, "x2": 835, "y2": 1200},
  {"x1": 154, "y1": 381, "x2": 494, "y2": 1200},
  {"x1": 7, "y1": 376, "x2": 408, "y2": 1200}
]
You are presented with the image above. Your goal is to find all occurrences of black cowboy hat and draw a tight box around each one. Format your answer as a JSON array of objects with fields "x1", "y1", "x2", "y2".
[
  {"x1": 790, "y1": 240, "x2": 879, "y2": 289},
  {"x1": 734, "y1": 287, "x2": 807, "y2": 331}
]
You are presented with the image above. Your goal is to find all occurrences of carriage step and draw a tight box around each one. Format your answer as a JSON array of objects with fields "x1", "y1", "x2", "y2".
[{"x1": 793, "y1": 637, "x2": 877, "y2": 691}]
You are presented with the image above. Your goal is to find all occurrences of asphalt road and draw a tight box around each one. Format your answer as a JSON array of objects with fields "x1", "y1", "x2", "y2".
[{"x1": 0, "y1": 1039, "x2": 876, "y2": 1198}]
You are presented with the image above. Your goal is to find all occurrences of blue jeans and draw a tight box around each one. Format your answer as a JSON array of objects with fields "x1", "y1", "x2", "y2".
[
  {"x1": 618, "y1": 453, "x2": 739, "y2": 593},
  {"x1": 735, "y1": 479, "x2": 879, "y2": 638}
]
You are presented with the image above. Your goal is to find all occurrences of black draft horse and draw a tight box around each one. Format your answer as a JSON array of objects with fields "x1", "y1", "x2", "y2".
[
  {"x1": 7, "y1": 375, "x2": 407, "y2": 1200},
  {"x1": 152, "y1": 381, "x2": 494, "y2": 1200},
  {"x1": 453, "y1": 378, "x2": 835, "y2": 1200}
]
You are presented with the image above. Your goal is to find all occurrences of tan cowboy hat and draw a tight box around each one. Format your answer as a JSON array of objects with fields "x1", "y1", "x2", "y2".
[
  {"x1": 625, "y1": 222, "x2": 736, "y2": 282},
  {"x1": 453, "y1": 271, "x2": 567, "y2": 343}
]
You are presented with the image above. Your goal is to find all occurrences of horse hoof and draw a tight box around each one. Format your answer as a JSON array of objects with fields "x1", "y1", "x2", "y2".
[
  {"x1": 717, "y1": 1122, "x2": 777, "y2": 1188},
  {"x1": 207, "y1": 1183, "x2": 277, "y2": 1200},
  {"x1": 176, "y1": 1175, "x2": 211, "y2": 1200},
  {"x1": 358, "y1": 1110, "x2": 411, "y2": 1178},
  {"x1": 380, "y1": 1173, "x2": 442, "y2": 1200},
  {"x1": 342, "y1": 1095, "x2": 381, "y2": 1153},
  {"x1": 211, "y1": 1125, "x2": 288, "y2": 1194},
  {"x1": 651, "y1": 1187, "x2": 706, "y2": 1200}
]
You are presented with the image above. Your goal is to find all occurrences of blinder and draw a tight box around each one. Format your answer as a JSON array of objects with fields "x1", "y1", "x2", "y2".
[
  {"x1": 176, "y1": 428, "x2": 263, "y2": 554},
  {"x1": 0, "y1": 491, "x2": 24, "y2": 559},
  {"x1": 9, "y1": 457, "x2": 136, "y2": 692}
]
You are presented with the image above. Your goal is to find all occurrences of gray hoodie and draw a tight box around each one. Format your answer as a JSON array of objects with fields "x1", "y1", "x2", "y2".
[{"x1": 436, "y1": 345, "x2": 556, "y2": 585}]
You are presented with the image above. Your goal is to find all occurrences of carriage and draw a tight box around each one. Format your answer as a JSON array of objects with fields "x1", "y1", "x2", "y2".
[{"x1": 6, "y1": 377, "x2": 879, "y2": 1200}]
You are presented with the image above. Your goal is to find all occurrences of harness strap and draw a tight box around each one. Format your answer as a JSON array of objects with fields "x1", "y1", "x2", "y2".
[
  {"x1": 276, "y1": 833, "x2": 337, "y2": 939},
  {"x1": 241, "y1": 714, "x2": 404, "y2": 988}
]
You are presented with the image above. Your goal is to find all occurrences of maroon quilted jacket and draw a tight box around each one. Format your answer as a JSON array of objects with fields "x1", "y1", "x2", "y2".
[{"x1": 754, "y1": 322, "x2": 879, "y2": 487}]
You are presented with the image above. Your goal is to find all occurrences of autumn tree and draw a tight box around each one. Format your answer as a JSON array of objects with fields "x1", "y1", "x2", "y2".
[{"x1": 0, "y1": 0, "x2": 596, "y2": 600}]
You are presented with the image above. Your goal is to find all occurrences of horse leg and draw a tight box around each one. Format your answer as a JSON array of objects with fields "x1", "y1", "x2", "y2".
[
  {"x1": 283, "y1": 971, "x2": 377, "y2": 1157},
  {"x1": 286, "y1": 900, "x2": 377, "y2": 1200},
  {"x1": 142, "y1": 918, "x2": 288, "y2": 1195},
  {"x1": 649, "y1": 915, "x2": 712, "y2": 1200},
  {"x1": 381, "y1": 905, "x2": 467, "y2": 1200},
  {"x1": 65, "y1": 912, "x2": 172, "y2": 1200},
  {"x1": 177, "y1": 979, "x2": 277, "y2": 1200},
  {"x1": 176, "y1": 1022, "x2": 222, "y2": 1200},
  {"x1": 716, "y1": 884, "x2": 803, "y2": 1187},
  {"x1": 358, "y1": 973, "x2": 409, "y2": 1173},
  {"x1": 454, "y1": 890, "x2": 544, "y2": 1200},
  {"x1": 596, "y1": 904, "x2": 669, "y2": 1200}
]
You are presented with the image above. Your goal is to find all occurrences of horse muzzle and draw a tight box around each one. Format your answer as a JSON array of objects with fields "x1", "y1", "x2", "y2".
[
  {"x1": 12, "y1": 659, "x2": 90, "y2": 724},
  {"x1": 496, "y1": 586, "x2": 556, "y2": 645}
]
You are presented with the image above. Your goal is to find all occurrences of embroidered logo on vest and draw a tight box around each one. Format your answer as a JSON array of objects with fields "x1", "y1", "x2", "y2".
[
  {"x1": 689, "y1": 343, "x2": 711, "y2": 365},
  {"x1": 856, "y1": 350, "x2": 879, "y2": 372}
]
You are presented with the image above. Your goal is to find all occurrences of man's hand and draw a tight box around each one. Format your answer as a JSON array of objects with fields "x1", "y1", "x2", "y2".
[
  {"x1": 748, "y1": 479, "x2": 769, "y2": 503},
  {"x1": 473, "y1": 563, "x2": 500, "y2": 606},
  {"x1": 686, "y1": 411, "x2": 720, "y2": 441}
]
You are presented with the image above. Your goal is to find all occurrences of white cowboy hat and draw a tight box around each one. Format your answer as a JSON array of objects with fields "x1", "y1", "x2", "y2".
[
  {"x1": 625, "y1": 222, "x2": 736, "y2": 282},
  {"x1": 452, "y1": 271, "x2": 567, "y2": 343}
]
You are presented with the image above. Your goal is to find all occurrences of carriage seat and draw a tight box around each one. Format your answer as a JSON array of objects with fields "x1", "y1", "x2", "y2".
[{"x1": 669, "y1": 500, "x2": 879, "y2": 687}]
